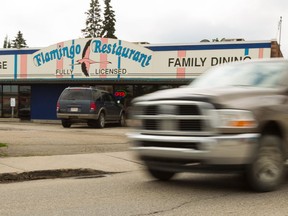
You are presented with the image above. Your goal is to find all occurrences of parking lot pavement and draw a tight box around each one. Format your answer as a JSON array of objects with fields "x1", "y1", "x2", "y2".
[
  {"x1": 0, "y1": 121, "x2": 132, "y2": 157},
  {"x1": 0, "y1": 120, "x2": 142, "y2": 181}
]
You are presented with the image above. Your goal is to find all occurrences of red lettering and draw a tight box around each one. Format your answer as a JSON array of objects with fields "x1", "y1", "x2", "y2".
[{"x1": 114, "y1": 91, "x2": 126, "y2": 97}]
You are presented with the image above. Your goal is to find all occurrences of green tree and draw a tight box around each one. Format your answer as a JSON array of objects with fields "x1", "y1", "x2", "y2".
[
  {"x1": 101, "y1": 0, "x2": 117, "y2": 38},
  {"x1": 12, "y1": 31, "x2": 28, "y2": 48},
  {"x1": 82, "y1": 0, "x2": 103, "y2": 38},
  {"x1": 3, "y1": 35, "x2": 11, "y2": 48}
]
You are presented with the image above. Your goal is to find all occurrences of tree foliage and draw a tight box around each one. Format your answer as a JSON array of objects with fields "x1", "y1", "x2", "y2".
[
  {"x1": 101, "y1": 0, "x2": 117, "y2": 38},
  {"x1": 82, "y1": 0, "x2": 117, "y2": 39},
  {"x1": 82, "y1": 0, "x2": 103, "y2": 38},
  {"x1": 3, "y1": 35, "x2": 11, "y2": 48},
  {"x1": 12, "y1": 31, "x2": 28, "y2": 48}
]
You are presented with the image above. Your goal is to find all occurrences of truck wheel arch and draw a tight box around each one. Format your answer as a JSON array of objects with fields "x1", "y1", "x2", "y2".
[{"x1": 260, "y1": 120, "x2": 285, "y2": 153}]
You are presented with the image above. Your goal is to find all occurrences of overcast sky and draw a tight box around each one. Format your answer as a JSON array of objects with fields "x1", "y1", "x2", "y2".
[{"x1": 0, "y1": 0, "x2": 287, "y2": 57}]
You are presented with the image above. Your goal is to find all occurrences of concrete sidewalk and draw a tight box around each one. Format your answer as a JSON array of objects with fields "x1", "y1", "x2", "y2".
[{"x1": 0, "y1": 151, "x2": 143, "y2": 181}]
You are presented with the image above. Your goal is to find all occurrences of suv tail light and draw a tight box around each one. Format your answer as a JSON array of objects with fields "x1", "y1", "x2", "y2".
[
  {"x1": 56, "y1": 102, "x2": 60, "y2": 112},
  {"x1": 90, "y1": 102, "x2": 96, "y2": 111}
]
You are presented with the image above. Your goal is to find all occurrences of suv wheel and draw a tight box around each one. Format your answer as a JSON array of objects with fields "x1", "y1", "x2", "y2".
[
  {"x1": 119, "y1": 113, "x2": 126, "y2": 127},
  {"x1": 147, "y1": 167, "x2": 175, "y2": 181},
  {"x1": 96, "y1": 112, "x2": 105, "y2": 128},
  {"x1": 246, "y1": 135, "x2": 284, "y2": 192},
  {"x1": 61, "y1": 120, "x2": 71, "y2": 128}
]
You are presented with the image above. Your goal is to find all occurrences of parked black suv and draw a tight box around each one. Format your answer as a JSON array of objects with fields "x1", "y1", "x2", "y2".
[{"x1": 57, "y1": 87, "x2": 126, "y2": 128}]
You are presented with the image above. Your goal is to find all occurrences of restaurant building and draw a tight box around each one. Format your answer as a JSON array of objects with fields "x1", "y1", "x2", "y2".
[{"x1": 0, "y1": 38, "x2": 283, "y2": 120}]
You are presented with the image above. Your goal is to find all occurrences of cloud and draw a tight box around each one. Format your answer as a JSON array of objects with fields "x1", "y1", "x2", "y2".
[{"x1": 0, "y1": 0, "x2": 287, "y2": 57}]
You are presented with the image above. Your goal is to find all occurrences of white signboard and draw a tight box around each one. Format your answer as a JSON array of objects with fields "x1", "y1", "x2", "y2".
[
  {"x1": 31, "y1": 38, "x2": 154, "y2": 79},
  {"x1": 10, "y1": 98, "x2": 16, "y2": 107},
  {"x1": 0, "y1": 39, "x2": 272, "y2": 80},
  {"x1": 146, "y1": 41, "x2": 271, "y2": 79}
]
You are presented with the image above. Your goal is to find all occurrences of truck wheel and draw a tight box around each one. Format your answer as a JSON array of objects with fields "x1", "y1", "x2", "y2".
[
  {"x1": 96, "y1": 112, "x2": 105, "y2": 128},
  {"x1": 147, "y1": 167, "x2": 175, "y2": 181},
  {"x1": 61, "y1": 120, "x2": 71, "y2": 128},
  {"x1": 246, "y1": 135, "x2": 284, "y2": 192}
]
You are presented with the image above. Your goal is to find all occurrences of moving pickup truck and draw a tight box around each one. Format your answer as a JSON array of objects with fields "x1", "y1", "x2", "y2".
[{"x1": 128, "y1": 58, "x2": 288, "y2": 192}]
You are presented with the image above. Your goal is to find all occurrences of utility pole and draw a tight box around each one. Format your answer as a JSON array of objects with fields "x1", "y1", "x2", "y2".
[{"x1": 278, "y1": 16, "x2": 282, "y2": 47}]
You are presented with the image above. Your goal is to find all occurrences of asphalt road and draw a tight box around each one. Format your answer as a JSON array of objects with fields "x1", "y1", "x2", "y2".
[
  {"x1": 0, "y1": 121, "x2": 131, "y2": 157},
  {"x1": 1, "y1": 121, "x2": 288, "y2": 215},
  {"x1": 1, "y1": 170, "x2": 288, "y2": 216}
]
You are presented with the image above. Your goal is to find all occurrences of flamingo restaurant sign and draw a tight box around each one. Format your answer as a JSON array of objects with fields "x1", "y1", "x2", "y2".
[
  {"x1": 92, "y1": 40, "x2": 152, "y2": 67},
  {"x1": 31, "y1": 38, "x2": 154, "y2": 78},
  {"x1": 33, "y1": 43, "x2": 82, "y2": 66}
]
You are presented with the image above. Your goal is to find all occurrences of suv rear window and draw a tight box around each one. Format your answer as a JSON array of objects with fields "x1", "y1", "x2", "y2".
[{"x1": 60, "y1": 89, "x2": 93, "y2": 100}]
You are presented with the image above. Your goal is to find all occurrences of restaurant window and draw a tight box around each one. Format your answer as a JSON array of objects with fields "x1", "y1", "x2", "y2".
[
  {"x1": 0, "y1": 85, "x2": 2, "y2": 116},
  {"x1": 2, "y1": 85, "x2": 18, "y2": 118},
  {"x1": 94, "y1": 85, "x2": 113, "y2": 93},
  {"x1": 114, "y1": 85, "x2": 133, "y2": 108},
  {"x1": 0, "y1": 85, "x2": 31, "y2": 118},
  {"x1": 19, "y1": 86, "x2": 31, "y2": 119},
  {"x1": 133, "y1": 85, "x2": 158, "y2": 97}
]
